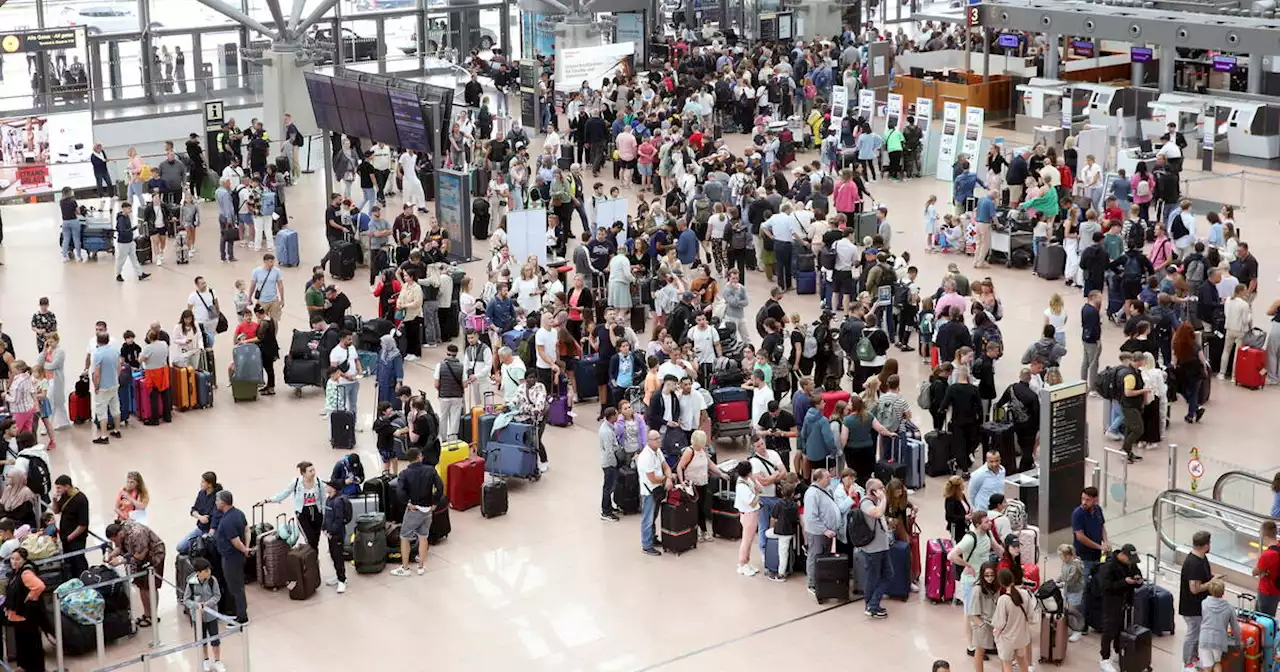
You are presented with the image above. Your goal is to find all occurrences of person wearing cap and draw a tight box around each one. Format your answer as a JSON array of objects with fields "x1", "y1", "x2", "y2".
[
  {"x1": 1096, "y1": 543, "x2": 1144, "y2": 672},
  {"x1": 319, "y1": 478, "x2": 352, "y2": 594},
  {"x1": 321, "y1": 284, "x2": 352, "y2": 327}
]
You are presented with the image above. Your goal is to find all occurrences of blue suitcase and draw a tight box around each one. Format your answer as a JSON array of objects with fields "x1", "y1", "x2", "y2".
[
  {"x1": 117, "y1": 369, "x2": 137, "y2": 419},
  {"x1": 483, "y1": 440, "x2": 539, "y2": 479},
  {"x1": 502, "y1": 329, "x2": 532, "y2": 351},
  {"x1": 711, "y1": 387, "x2": 752, "y2": 404},
  {"x1": 574, "y1": 354, "x2": 599, "y2": 400},
  {"x1": 797, "y1": 270, "x2": 817, "y2": 295},
  {"x1": 886, "y1": 539, "x2": 913, "y2": 600},
  {"x1": 357, "y1": 350, "x2": 379, "y2": 378},
  {"x1": 275, "y1": 229, "x2": 299, "y2": 267},
  {"x1": 492, "y1": 421, "x2": 537, "y2": 447},
  {"x1": 1133, "y1": 582, "x2": 1176, "y2": 636},
  {"x1": 764, "y1": 534, "x2": 797, "y2": 577},
  {"x1": 477, "y1": 413, "x2": 497, "y2": 453}
]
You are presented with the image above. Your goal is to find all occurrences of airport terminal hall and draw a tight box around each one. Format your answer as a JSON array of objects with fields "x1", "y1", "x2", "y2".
[{"x1": 5, "y1": 0, "x2": 1280, "y2": 669}]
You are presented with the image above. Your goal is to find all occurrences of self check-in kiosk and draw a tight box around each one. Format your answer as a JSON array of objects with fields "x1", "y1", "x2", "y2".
[
  {"x1": 1143, "y1": 94, "x2": 1206, "y2": 147},
  {"x1": 1015, "y1": 78, "x2": 1069, "y2": 135},
  {"x1": 1219, "y1": 101, "x2": 1280, "y2": 160},
  {"x1": 1075, "y1": 83, "x2": 1133, "y2": 139}
]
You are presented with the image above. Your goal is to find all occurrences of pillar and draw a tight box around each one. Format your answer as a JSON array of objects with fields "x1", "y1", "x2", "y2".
[
  {"x1": 1044, "y1": 32, "x2": 1060, "y2": 79},
  {"x1": 1131, "y1": 61, "x2": 1144, "y2": 87},
  {"x1": 261, "y1": 44, "x2": 316, "y2": 141},
  {"x1": 1159, "y1": 51, "x2": 1175, "y2": 92},
  {"x1": 982, "y1": 28, "x2": 990, "y2": 80},
  {"x1": 1248, "y1": 53, "x2": 1263, "y2": 93}
]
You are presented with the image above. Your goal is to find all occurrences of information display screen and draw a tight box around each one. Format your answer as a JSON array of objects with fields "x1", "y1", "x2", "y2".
[
  {"x1": 1213, "y1": 55, "x2": 1237, "y2": 72},
  {"x1": 389, "y1": 88, "x2": 430, "y2": 152},
  {"x1": 1070, "y1": 39, "x2": 1094, "y2": 57},
  {"x1": 330, "y1": 77, "x2": 365, "y2": 111},
  {"x1": 1130, "y1": 47, "x2": 1153, "y2": 62},
  {"x1": 338, "y1": 106, "x2": 370, "y2": 141},
  {"x1": 359, "y1": 81, "x2": 394, "y2": 118},
  {"x1": 996, "y1": 33, "x2": 1020, "y2": 48},
  {"x1": 303, "y1": 72, "x2": 342, "y2": 133}
]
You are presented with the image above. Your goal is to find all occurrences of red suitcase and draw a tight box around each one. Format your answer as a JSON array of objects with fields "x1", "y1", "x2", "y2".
[
  {"x1": 69, "y1": 392, "x2": 91, "y2": 424},
  {"x1": 448, "y1": 456, "x2": 485, "y2": 511},
  {"x1": 714, "y1": 400, "x2": 750, "y2": 423},
  {"x1": 1235, "y1": 346, "x2": 1267, "y2": 390}
]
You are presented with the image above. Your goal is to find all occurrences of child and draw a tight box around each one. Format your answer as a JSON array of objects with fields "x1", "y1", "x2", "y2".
[
  {"x1": 923, "y1": 195, "x2": 939, "y2": 252},
  {"x1": 764, "y1": 479, "x2": 799, "y2": 583},
  {"x1": 372, "y1": 402, "x2": 407, "y2": 474},
  {"x1": 1056, "y1": 544, "x2": 1085, "y2": 642},
  {"x1": 233, "y1": 308, "x2": 258, "y2": 344},
  {"x1": 944, "y1": 216, "x2": 965, "y2": 252},
  {"x1": 1198, "y1": 579, "x2": 1239, "y2": 672},
  {"x1": 232, "y1": 279, "x2": 250, "y2": 317},
  {"x1": 182, "y1": 557, "x2": 225, "y2": 671},
  {"x1": 324, "y1": 366, "x2": 345, "y2": 417},
  {"x1": 918, "y1": 297, "x2": 936, "y2": 360},
  {"x1": 1031, "y1": 212, "x2": 1050, "y2": 268},
  {"x1": 29, "y1": 362, "x2": 55, "y2": 447},
  {"x1": 120, "y1": 330, "x2": 141, "y2": 370}
]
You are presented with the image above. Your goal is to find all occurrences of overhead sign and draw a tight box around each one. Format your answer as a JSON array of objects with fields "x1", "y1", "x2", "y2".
[
  {"x1": 204, "y1": 100, "x2": 225, "y2": 132},
  {"x1": 555, "y1": 42, "x2": 635, "y2": 87},
  {"x1": 966, "y1": 5, "x2": 981, "y2": 28},
  {"x1": 1, "y1": 28, "x2": 83, "y2": 53}
]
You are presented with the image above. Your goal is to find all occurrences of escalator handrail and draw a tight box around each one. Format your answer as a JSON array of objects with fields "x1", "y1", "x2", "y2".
[
  {"x1": 1152, "y1": 489, "x2": 1271, "y2": 572},
  {"x1": 1211, "y1": 470, "x2": 1274, "y2": 504}
]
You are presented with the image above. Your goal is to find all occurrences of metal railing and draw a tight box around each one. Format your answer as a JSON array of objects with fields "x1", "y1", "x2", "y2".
[
  {"x1": 1098, "y1": 446, "x2": 1132, "y2": 515},
  {"x1": 90, "y1": 572, "x2": 251, "y2": 672},
  {"x1": 1212, "y1": 469, "x2": 1274, "y2": 506},
  {"x1": 1151, "y1": 488, "x2": 1270, "y2": 578}
]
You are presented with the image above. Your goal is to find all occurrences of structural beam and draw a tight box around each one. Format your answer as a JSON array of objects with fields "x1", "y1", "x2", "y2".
[
  {"x1": 192, "y1": 0, "x2": 282, "y2": 41},
  {"x1": 294, "y1": 0, "x2": 343, "y2": 38},
  {"x1": 262, "y1": 0, "x2": 289, "y2": 41},
  {"x1": 289, "y1": 0, "x2": 305, "y2": 33},
  {"x1": 980, "y1": 0, "x2": 1280, "y2": 55}
]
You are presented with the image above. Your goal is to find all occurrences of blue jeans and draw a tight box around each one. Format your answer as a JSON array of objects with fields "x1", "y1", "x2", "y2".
[
  {"x1": 342, "y1": 383, "x2": 359, "y2": 420},
  {"x1": 61, "y1": 220, "x2": 83, "y2": 258},
  {"x1": 1108, "y1": 401, "x2": 1124, "y2": 434},
  {"x1": 601, "y1": 467, "x2": 617, "y2": 516},
  {"x1": 774, "y1": 241, "x2": 793, "y2": 290},
  {"x1": 359, "y1": 187, "x2": 377, "y2": 213},
  {"x1": 863, "y1": 548, "x2": 893, "y2": 612},
  {"x1": 127, "y1": 181, "x2": 144, "y2": 205},
  {"x1": 176, "y1": 528, "x2": 204, "y2": 555},
  {"x1": 757, "y1": 497, "x2": 779, "y2": 550},
  {"x1": 1183, "y1": 378, "x2": 1202, "y2": 421},
  {"x1": 641, "y1": 493, "x2": 657, "y2": 551}
]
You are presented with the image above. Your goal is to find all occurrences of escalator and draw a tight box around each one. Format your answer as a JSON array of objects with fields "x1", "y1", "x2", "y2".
[
  {"x1": 1151, "y1": 488, "x2": 1270, "y2": 586},
  {"x1": 1213, "y1": 470, "x2": 1277, "y2": 522}
]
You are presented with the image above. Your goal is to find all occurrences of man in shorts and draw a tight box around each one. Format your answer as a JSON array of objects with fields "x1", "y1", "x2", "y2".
[{"x1": 391, "y1": 448, "x2": 445, "y2": 576}]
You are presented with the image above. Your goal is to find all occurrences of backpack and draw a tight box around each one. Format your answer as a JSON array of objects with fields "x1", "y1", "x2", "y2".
[
  {"x1": 1185, "y1": 257, "x2": 1207, "y2": 290},
  {"x1": 517, "y1": 332, "x2": 537, "y2": 370},
  {"x1": 229, "y1": 185, "x2": 242, "y2": 213},
  {"x1": 820, "y1": 175, "x2": 834, "y2": 196},
  {"x1": 1005, "y1": 394, "x2": 1031, "y2": 424},
  {"x1": 755, "y1": 304, "x2": 772, "y2": 338},
  {"x1": 917, "y1": 380, "x2": 932, "y2": 409},
  {"x1": 847, "y1": 507, "x2": 877, "y2": 547},
  {"x1": 1135, "y1": 176, "x2": 1152, "y2": 199},
  {"x1": 1122, "y1": 253, "x2": 1146, "y2": 284},
  {"x1": 24, "y1": 453, "x2": 52, "y2": 504},
  {"x1": 1124, "y1": 219, "x2": 1145, "y2": 252},
  {"x1": 855, "y1": 330, "x2": 875, "y2": 362},
  {"x1": 802, "y1": 331, "x2": 818, "y2": 359},
  {"x1": 693, "y1": 197, "x2": 712, "y2": 227},
  {"x1": 1005, "y1": 499, "x2": 1028, "y2": 533},
  {"x1": 1095, "y1": 366, "x2": 1122, "y2": 400}
]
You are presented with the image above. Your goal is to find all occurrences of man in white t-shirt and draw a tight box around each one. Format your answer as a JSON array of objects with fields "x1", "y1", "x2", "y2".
[
  {"x1": 533, "y1": 312, "x2": 560, "y2": 391},
  {"x1": 1080, "y1": 154, "x2": 1104, "y2": 212},
  {"x1": 186, "y1": 276, "x2": 222, "y2": 347},
  {"x1": 677, "y1": 378, "x2": 707, "y2": 435},
  {"x1": 636, "y1": 430, "x2": 671, "y2": 556},
  {"x1": 328, "y1": 331, "x2": 362, "y2": 426},
  {"x1": 833, "y1": 228, "x2": 859, "y2": 311},
  {"x1": 687, "y1": 314, "x2": 721, "y2": 387},
  {"x1": 83, "y1": 320, "x2": 121, "y2": 372},
  {"x1": 750, "y1": 369, "x2": 775, "y2": 429},
  {"x1": 657, "y1": 347, "x2": 695, "y2": 383},
  {"x1": 747, "y1": 435, "x2": 785, "y2": 554}
]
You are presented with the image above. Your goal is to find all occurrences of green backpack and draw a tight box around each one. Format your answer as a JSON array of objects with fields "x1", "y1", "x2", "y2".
[{"x1": 855, "y1": 330, "x2": 875, "y2": 362}]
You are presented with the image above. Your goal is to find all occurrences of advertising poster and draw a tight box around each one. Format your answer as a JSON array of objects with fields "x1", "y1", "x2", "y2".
[
  {"x1": 886, "y1": 93, "x2": 903, "y2": 132},
  {"x1": 915, "y1": 97, "x2": 934, "y2": 135},
  {"x1": 857, "y1": 89, "x2": 875, "y2": 121},
  {"x1": 935, "y1": 101, "x2": 963, "y2": 182},
  {"x1": 556, "y1": 42, "x2": 635, "y2": 88},
  {"x1": 507, "y1": 208, "x2": 549, "y2": 266},
  {"x1": 434, "y1": 169, "x2": 472, "y2": 262},
  {"x1": 615, "y1": 12, "x2": 645, "y2": 62},
  {"x1": 520, "y1": 12, "x2": 557, "y2": 59},
  {"x1": 0, "y1": 111, "x2": 94, "y2": 198},
  {"x1": 831, "y1": 85, "x2": 848, "y2": 119},
  {"x1": 961, "y1": 106, "x2": 985, "y2": 162}
]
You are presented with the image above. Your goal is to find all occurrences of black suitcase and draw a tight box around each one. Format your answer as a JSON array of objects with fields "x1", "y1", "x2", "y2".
[
  {"x1": 924, "y1": 430, "x2": 956, "y2": 477},
  {"x1": 1205, "y1": 329, "x2": 1225, "y2": 374},
  {"x1": 659, "y1": 495, "x2": 698, "y2": 555},
  {"x1": 135, "y1": 234, "x2": 153, "y2": 265},
  {"x1": 482, "y1": 480, "x2": 508, "y2": 518},
  {"x1": 330, "y1": 410, "x2": 355, "y2": 449},
  {"x1": 797, "y1": 251, "x2": 817, "y2": 273},
  {"x1": 330, "y1": 240, "x2": 359, "y2": 280},
  {"x1": 428, "y1": 505, "x2": 450, "y2": 543},
  {"x1": 275, "y1": 154, "x2": 291, "y2": 175},
  {"x1": 981, "y1": 421, "x2": 1018, "y2": 476},
  {"x1": 874, "y1": 459, "x2": 908, "y2": 485},
  {"x1": 1118, "y1": 625, "x2": 1153, "y2": 672},
  {"x1": 630, "y1": 306, "x2": 646, "y2": 333},
  {"x1": 614, "y1": 465, "x2": 640, "y2": 514},
  {"x1": 711, "y1": 487, "x2": 741, "y2": 539},
  {"x1": 284, "y1": 356, "x2": 322, "y2": 387},
  {"x1": 1035, "y1": 244, "x2": 1067, "y2": 280},
  {"x1": 353, "y1": 513, "x2": 387, "y2": 573},
  {"x1": 813, "y1": 539, "x2": 850, "y2": 602},
  {"x1": 558, "y1": 144, "x2": 574, "y2": 170}
]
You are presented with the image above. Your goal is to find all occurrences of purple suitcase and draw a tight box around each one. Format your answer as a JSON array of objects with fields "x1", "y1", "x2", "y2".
[{"x1": 547, "y1": 395, "x2": 572, "y2": 427}]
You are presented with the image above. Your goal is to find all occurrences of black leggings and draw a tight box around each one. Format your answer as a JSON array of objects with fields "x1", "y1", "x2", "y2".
[
  {"x1": 298, "y1": 505, "x2": 322, "y2": 550},
  {"x1": 728, "y1": 248, "x2": 749, "y2": 282},
  {"x1": 861, "y1": 158, "x2": 877, "y2": 181},
  {"x1": 264, "y1": 359, "x2": 277, "y2": 389},
  {"x1": 403, "y1": 317, "x2": 423, "y2": 357},
  {"x1": 844, "y1": 446, "x2": 875, "y2": 487},
  {"x1": 694, "y1": 482, "x2": 713, "y2": 533},
  {"x1": 535, "y1": 419, "x2": 548, "y2": 463}
]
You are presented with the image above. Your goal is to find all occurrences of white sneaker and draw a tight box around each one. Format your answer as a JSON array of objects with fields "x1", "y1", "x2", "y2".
[
  {"x1": 1100, "y1": 658, "x2": 1117, "y2": 672},
  {"x1": 157, "y1": 256, "x2": 164, "y2": 266},
  {"x1": 390, "y1": 567, "x2": 412, "y2": 577},
  {"x1": 1068, "y1": 631, "x2": 1082, "y2": 642},
  {"x1": 325, "y1": 577, "x2": 339, "y2": 586},
  {"x1": 213, "y1": 662, "x2": 227, "y2": 672},
  {"x1": 336, "y1": 581, "x2": 347, "y2": 594},
  {"x1": 1104, "y1": 432, "x2": 1123, "y2": 441},
  {"x1": 908, "y1": 583, "x2": 920, "y2": 593},
  {"x1": 538, "y1": 461, "x2": 549, "y2": 473},
  {"x1": 1217, "y1": 374, "x2": 1226, "y2": 381},
  {"x1": 742, "y1": 565, "x2": 759, "y2": 576},
  {"x1": 202, "y1": 660, "x2": 214, "y2": 672},
  {"x1": 736, "y1": 564, "x2": 748, "y2": 575},
  {"x1": 405, "y1": 354, "x2": 419, "y2": 361}
]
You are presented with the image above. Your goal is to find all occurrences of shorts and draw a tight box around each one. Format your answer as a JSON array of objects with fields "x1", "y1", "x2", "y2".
[
  {"x1": 400, "y1": 507, "x2": 433, "y2": 542},
  {"x1": 195, "y1": 617, "x2": 221, "y2": 647},
  {"x1": 378, "y1": 436, "x2": 408, "y2": 463},
  {"x1": 1198, "y1": 647, "x2": 1225, "y2": 668},
  {"x1": 637, "y1": 164, "x2": 653, "y2": 176},
  {"x1": 38, "y1": 398, "x2": 52, "y2": 418},
  {"x1": 133, "y1": 555, "x2": 165, "y2": 590},
  {"x1": 834, "y1": 270, "x2": 854, "y2": 294}
]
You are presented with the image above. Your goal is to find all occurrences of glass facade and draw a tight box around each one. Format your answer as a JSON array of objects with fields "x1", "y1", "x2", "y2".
[{"x1": 0, "y1": 0, "x2": 511, "y2": 116}]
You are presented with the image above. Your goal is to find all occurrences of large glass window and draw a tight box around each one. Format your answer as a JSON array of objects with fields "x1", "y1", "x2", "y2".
[
  {"x1": 143, "y1": 0, "x2": 234, "y2": 31},
  {"x1": 150, "y1": 33, "x2": 196, "y2": 96},
  {"x1": 200, "y1": 29, "x2": 246, "y2": 93},
  {"x1": 248, "y1": 0, "x2": 337, "y2": 27},
  {"x1": 339, "y1": 19, "x2": 382, "y2": 72},
  {"x1": 93, "y1": 37, "x2": 146, "y2": 102},
  {"x1": 384, "y1": 14, "x2": 422, "y2": 73},
  {"x1": 49, "y1": 1, "x2": 146, "y2": 35},
  {"x1": 475, "y1": 7, "x2": 501, "y2": 53}
]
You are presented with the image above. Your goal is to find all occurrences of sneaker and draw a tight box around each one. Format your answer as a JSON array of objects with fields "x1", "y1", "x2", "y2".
[
  {"x1": 390, "y1": 567, "x2": 412, "y2": 577},
  {"x1": 156, "y1": 257, "x2": 163, "y2": 266},
  {"x1": 325, "y1": 577, "x2": 339, "y2": 586},
  {"x1": 642, "y1": 547, "x2": 661, "y2": 556},
  {"x1": 336, "y1": 581, "x2": 347, "y2": 594},
  {"x1": 864, "y1": 608, "x2": 876, "y2": 617},
  {"x1": 736, "y1": 564, "x2": 748, "y2": 575},
  {"x1": 538, "y1": 461, "x2": 549, "y2": 473},
  {"x1": 1104, "y1": 432, "x2": 1123, "y2": 441},
  {"x1": 1195, "y1": 408, "x2": 1205, "y2": 422},
  {"x1": 202, "y1": 660, "x2": 214, "y2": 672},
  {"x1": 417, "y1": 566, "x2": 426, "y2": 575},
  {"x1": 92, "y1": 437, "x2": 109, "y2": 445},
  {"x1": 1100, "y1": 658, "x2": 1118, "y2": 672},
  {"x1": 808, "y1": 587, "x2": 817, "y2": 598},
  {"x1": 872, "y1": 609, "x2": 888, "y2": 619},
  {"x1": 767, "y1": 572, "x2": 786, "y2": 583},
  {"x1": 138, "y1": 273, "x2": 150, "y2": 280},
  {"x1": 742, "y1": 565, "x2": 759, "y2": 576},
  {"x1": 600, "y1": 512, "x2": 620, "y2": 522},
  {"x1": 117, "y1": 275, "x2": 125, "y2": 282},
  {"x1": 405, "y1": 354, "x2": 419, "y2": 361},
  {"x1": 1217, "y1": 374, "x2": 1226, "y2": 381},
  {"x1": 213, "y1": 662, "x2": 227, "y2": 672},
  {"x1": 908, "y1": 583, "x2": 920, "y2": 593},
  {"x1": 109, "y1": 431, "x2": 122, "y2": 439},
  {"x1": 1069, "y1": 631, "x2": 1082, "y2": 643}
]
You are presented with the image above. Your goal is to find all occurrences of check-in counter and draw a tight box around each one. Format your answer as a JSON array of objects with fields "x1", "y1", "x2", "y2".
[{"x1": 892, "y1": 73, "x2": 1013, "y2": 118}]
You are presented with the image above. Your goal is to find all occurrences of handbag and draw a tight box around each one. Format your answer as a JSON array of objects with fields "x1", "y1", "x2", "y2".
[{"x1": 198, "y1": 291, "x2": 229, "y2": 334}]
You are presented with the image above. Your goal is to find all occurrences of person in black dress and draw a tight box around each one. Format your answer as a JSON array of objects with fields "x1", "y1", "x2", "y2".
[{"x1": 254, "y1": 304, "x2": 279, "y2": 395}]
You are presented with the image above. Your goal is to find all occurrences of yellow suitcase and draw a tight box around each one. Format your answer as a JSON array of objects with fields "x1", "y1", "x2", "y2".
[{"x1": 436, "y1": 440, "x2": 470, "y2": 489}]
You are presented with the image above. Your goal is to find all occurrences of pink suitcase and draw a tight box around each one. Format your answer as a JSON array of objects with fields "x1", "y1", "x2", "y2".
[
  {"x1": 1017, "y1": 526, "x2": 1040, "y2": 565},
  {"x1": 135, "y1": 375, "x2": 155, "y2": 424},
  {"x1": 925, "y1": 538, "x2": 955, "y2": 603}
]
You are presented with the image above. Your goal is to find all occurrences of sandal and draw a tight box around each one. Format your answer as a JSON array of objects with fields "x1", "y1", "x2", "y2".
[{"x1": 135, "y1": 616, "x2": 152, "y2": 628}]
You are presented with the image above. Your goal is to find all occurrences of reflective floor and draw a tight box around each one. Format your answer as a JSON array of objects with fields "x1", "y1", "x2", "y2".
[{"x1": 1, "y1": 117, "x2": 1274, "y2": 670}]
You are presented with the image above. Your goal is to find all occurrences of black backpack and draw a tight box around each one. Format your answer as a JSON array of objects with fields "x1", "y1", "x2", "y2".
[
  {"x1": 23, "y1": 453, "x2": 52, "y2": 505},
  {"x1": 846, "y1": 507, "x2": 877, "y2": 547}
]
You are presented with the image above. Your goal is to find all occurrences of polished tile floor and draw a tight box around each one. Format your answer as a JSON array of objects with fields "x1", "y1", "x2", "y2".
[{"x1": 1, "y1": 121, "x2": 1274, "y2": 671}]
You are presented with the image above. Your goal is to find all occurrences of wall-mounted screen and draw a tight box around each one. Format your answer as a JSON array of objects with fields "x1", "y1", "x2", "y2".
[
  {"x1": 331, "y1": 77, "x2": 365, "y2": 111},
  {"x1": 1130, "y1": 47, "x2": 1152, "y2": 62},
  {"x1": 302, "y1": 72, "x2": 342, "y2": 133},
  {"x1": 338, "y1": 106, "x2": 370, "y2": 140},
  {"x1": 359, "y1": 81, "x2": 394, "y2": 118},
  {"x1": 389, "y1": 88, "x2": 430, "y2": 152},
  {"x1": 1212, "y1": 55, "x2": 1236, "y2": 72},
  {"x1": 1070, "y1": 39, "x2": 1093, "y2": 57},
  {"x1": 996, "y1": 33, "x2": 1020, "y2": 48}
]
